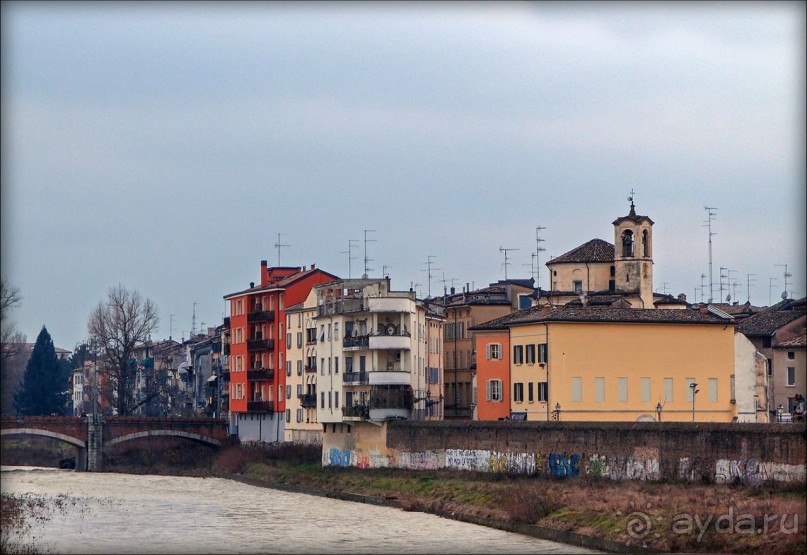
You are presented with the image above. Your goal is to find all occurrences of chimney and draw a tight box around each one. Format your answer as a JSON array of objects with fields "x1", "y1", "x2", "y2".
[
  {"x1": 699, "y1": 305, "x2": 709, "y2": 315},
  {"x1": 450, "y1": 286, "x2": 455, "y2": 295},
  {"x1": 250, "y1": 282, "x2": 255, "y2": 288},
  {"x1": 311, "y1": 263, "x2": 316, "y2": 269},
  {"x1": 678, "y1": 293, "x2": 687, "y2": 302},
  {"x1": 261, "y1": 260, "x2": 267, "y2": 268}
]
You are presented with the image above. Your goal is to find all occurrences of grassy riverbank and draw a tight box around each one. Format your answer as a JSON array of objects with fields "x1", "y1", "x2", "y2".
[{"x1": 2, "y1": 439, "x2": 805, "y2": 554}]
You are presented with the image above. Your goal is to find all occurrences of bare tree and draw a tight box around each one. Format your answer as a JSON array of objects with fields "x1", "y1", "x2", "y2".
[
  {"x1": 1, "y1": 278, "x2": 23, "y2": 363},
  {"x1": 88, "y1": 284, "x2": 159, "y2": 416}
]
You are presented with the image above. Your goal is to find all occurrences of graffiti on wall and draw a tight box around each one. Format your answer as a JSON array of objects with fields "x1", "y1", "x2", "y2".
[
  {"x1": 549, "y1": 452, "x2": 580, "y2": 477},
  {"x1": 354, "y1": 449, "x2": 389, "y2": 469},
  {"x1": 390, "y1": 450, "x2": 441, "y2": 470},
  {"x1": 328, "y1": 448, "x2": 351, "y2": 468},
  {"x1": 714, "y1": 458, "x2": 806, "y2": 485},
  {"x1": 445, "y1": 449, "x2": 491, "y2": 471}
]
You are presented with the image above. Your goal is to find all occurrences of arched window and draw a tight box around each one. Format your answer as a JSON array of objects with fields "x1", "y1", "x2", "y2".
[
  {"x1": 621, "y1": 230, "x2": 634, "y2": 257},
  {"x1": 642, "y1": 230, "x2": 649, "y2": 257}
]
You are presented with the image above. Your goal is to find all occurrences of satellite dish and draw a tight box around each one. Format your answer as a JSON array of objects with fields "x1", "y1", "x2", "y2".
[
  {"x1": 725, "y1": 295, "x2": 731, "y2": 302},
  {"x1": 781, "y1": 291, "x2": 788, "y2": 300},
  {"x1": 386, "y1": 324, "x2": 396, "y2": 336}
]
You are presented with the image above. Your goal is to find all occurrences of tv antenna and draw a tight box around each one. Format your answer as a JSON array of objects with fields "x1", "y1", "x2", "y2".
[
  {"x1": 704, "y1": 207, "x2": 718, "y2": 303},
  {"x1": 340, "y1": 239, "x2": 359, "y2": 279},
  {"x1": 363, "y1": 229, "x2": 376, "y2": 278},
  {"x1": 440, "y1": 273, "x2": 458, "y2": 296},
  {"x1": 191, "y1": 302, "x2": 198, "y2": 336},
  {"x1": 775, "y1": 264, "x2": 792, "y2": 300},
  {"x1": 768, "y1": 277, "x2": 778, "y2": 306},
  {"x1": 421, "y1": 255, "x2": 439, "y2": 298},
  {"x1": 524, "y1": 253, "x2": 537, "y2": 281},
  {"x1": 169, "y1": 314, "x2": 175, "y2": 340},
  {"x1": 382, "y1": 265, "x2": 392, "y2": 279},
  {"x1": 274, "y1": 233, "x2": 290, "y2": 266},
  {"x1": 746, "y1": 273, "x2": 757, "y2": 304},
  {"x1": 535, "y1": 225, "x2": 546, "y2": 288},
  {"x1": 499, "y1": 246, "x2": 519, "y2": 280}
]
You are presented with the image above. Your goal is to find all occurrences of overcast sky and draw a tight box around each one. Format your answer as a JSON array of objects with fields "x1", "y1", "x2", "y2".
[{"x1": 2, "y1": 1, "x2": 805, "y2": 351}]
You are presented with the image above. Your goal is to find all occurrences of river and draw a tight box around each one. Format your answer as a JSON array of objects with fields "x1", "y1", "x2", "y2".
[{"x1": 1, "y1": 467, "x2": 599, "y2": 554}]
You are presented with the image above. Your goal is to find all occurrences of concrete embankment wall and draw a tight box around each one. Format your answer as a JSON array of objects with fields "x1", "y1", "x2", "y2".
[{"x1": 323, "y1": 421, "x2": 807, "y2": 485}]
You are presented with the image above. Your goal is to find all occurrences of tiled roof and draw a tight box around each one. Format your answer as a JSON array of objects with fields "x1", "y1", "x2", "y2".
[
  {"x1": 224, "y1": 267, "x2": 338, "y2": 299},
  {"x1": 470, "y1": 306, "x2": 550, "y2": 331},
  {"x1": 546, "y1": 239, "x2": 614, "y2": 265},
  {"x1": 482, "y1": 306, "x2": 734, "y2": 328},
  {"x1": 737, "y1": 307, "x2": 806, "y2": 337}
]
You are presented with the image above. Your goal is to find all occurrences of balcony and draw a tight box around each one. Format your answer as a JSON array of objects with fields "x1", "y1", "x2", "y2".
[
  {"x1": 343, "y1": 335, "x2": 369, "y2": 349},
  {"x1": 342, "y1": 403, "x2": 369, "y2": 420},
  {"x1": 369, "y1": 386, "x2": 413, "y2": 420},
  {"x1": 304, "y1": 364, "x2": 317, "y2": 373},
  {"x1": 247, "y1": 368, "x2": 274, "y2": 381},
  {"x1": 247, "y1": 338, "x2": 274, "y2": 352},
  {"x1": 318, "y1": 298, "x2": 366, "y2": 317},
  {"x1": 299, "y1": 394, "x2": 317, "y2": 408},
  {"x1": 247, "y1": 400, "x2": 274, "y2": 412},
  {"x1": 247, "y1": 310, "x2": 275, "y2": 323},
  {"x1": 368, "y1": 334, "x2": 410, "y2": 351},
  {"x1": 343, "y1": 371, "x2": 369, "y2": 385}
]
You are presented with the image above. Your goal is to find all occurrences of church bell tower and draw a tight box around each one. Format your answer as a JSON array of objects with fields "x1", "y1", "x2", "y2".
[{"x1": 612, "y1": 193, "x2": 654, "y2": 308}]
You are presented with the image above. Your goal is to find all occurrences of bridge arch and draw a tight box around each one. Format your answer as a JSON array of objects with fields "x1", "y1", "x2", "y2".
[
  {"x1": 105, "y1": 430, "x2": 221, "y2": 449},
  {"x1": 1, "y1": 428, "x2": 86, "y2": 449}
]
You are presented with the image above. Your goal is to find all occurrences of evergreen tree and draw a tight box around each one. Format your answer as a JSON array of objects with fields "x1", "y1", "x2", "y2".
[{"x1": 13, "y1": 326, "x2": 70, "y2": 416}]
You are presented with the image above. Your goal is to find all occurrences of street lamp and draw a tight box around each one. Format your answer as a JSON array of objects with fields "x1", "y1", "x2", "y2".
[
  {"x1": 553, "y1": 402, "x2": 561, "y2": 421},
  {"x1": 777, "y1": 404, "x2": 784, "y2": 423},
  {"x1": 690, "y1": 382, "x2": 700, "y2": 422},
  {"x1": 656, "y1": 402, "x2": 662, "y2": 422}
]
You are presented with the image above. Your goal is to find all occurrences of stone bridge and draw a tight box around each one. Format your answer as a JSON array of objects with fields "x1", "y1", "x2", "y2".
[{"x1": 1, "y1": 416, "x2": 230, "y2": 471}]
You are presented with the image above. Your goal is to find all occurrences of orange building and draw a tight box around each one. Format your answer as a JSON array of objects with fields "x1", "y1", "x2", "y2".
[{"x1": 224, "y1": 261, "x2": 338, "y2": 442}]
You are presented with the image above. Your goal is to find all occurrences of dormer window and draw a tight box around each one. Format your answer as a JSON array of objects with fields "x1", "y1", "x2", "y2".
[{"x1": 621, "y1": 230, "x2": 634, "y2": 257}]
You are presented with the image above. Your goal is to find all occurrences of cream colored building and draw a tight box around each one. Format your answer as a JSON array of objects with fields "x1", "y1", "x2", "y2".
[{"x1": 284, "y1": 290, "x2": 321, "y2": 443}]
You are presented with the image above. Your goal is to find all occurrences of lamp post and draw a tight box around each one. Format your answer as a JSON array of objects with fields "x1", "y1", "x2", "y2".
[
  {"x1": 690, "y1": 382, "x2": 699, "y2": 422},
  {"x1": 656, "y1": 402, "x2": 662, "y2": 422},
  {"x1": 777, "y1": 404, "x2": 784, "y2": 423},
  {"x1": 553, "y1": 402, "x2": 561, "y2": 421}
]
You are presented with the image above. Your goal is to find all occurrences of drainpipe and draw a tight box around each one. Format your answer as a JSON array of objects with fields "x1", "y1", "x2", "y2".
[{"x1": 543, "y1": 322, "x2": 550, "y2": 421}]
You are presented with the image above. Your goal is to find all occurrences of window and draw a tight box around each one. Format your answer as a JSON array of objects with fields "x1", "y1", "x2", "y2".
[
  {"x1": 513, "y1": 383, "x2": 524, "y2": 403},
  {"x1": 486, "y1": 343, "x2": 502, "y2": 360},
  {"x1": 345, "y1": 356, "x2": 354, "y2": 373},
  {"x1": 526, "y1": 344, "x2": 536, "y2": 364},
  {"x1": 286, "y1": 333, "x2": 292, "y2": 349},
  {"x1": 664, "y1": 378, "x2": 673, "y2": 402},
  {"x1": 486, "y1": 379, "x2": 502, "y2": 402},
  {"x1": 321, "y1": 392, "x2": 325, "y2": 409},
  {"x1": 641, "y1": 377, "x2": 651, "y2": 402},
  {"x1": 296, "y1": 408, "x2": 303, "y2": 423},
  {"x1": 286, "y1": 385, "x2": 291, "y2": 399},
  {"x1": 334, "y1": 356, "x2": 339, "y2": 374},
  {"x1": 286, "y1": 361, "x2": 292, "y2": 376},
  {"x1": 618, "y1": 377, "x2": 628, "y2": 403},
  {"x1": 328, "y1": 391, "x2": 332, "y2": 409},
  {"x1": 527, "y1": 382, "x2": 534, "y2": 402},
  {"x1": 297, "y1": 360, "x2": 303, "y2": 376},
  {"x1": 595, "y1": 377, "x2": 605, "y2": 403},
  {"x1": 571, "y1": 378, "x2": 581, "y2": 402},
  {"x1": 297, "y1": 384, "x2": 303, "y2": 396},
  {"x1": 787, "y1": 351, "x2": 795, "y2": 360},
  {"x1": 286, "y1": 409, "x2": 290, "y2": 422},
  {"x1": 709, "y1": 378, "x2": 718, "y2": 402},
  {"x1": 518, "y1": 295, "x2": 532, "y2": 309},
  {"x1": 537, "y1": 343, "x2": 547, "y2": 364},
  {"x1": 513, "y1": 345, "x2": 524, "y2": 365},
  {"x1": 335, "y1": 391, "x2": 339, "y2": 408},
  {"x1": 686, "y1": 378, "x2": 697, "y2": 402},
  {"x1": 787, "y1": 367, "x2": 796, "y2": 386},
  {"x1": 297, "y1": 332, "x2": 303, "y2": 348},
  {"x1": 537, "y1": 381, "x2": 547, "y2": 402},
  {"x1": 573, "y1": 280, "x2": 583, "y2": 293}
]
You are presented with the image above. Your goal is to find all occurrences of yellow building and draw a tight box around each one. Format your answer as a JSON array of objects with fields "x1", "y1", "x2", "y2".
[
  {"x1": 284, "y1": 289, "x2": 321, "y2": 443},
  {"x1": 498, "y1": 304, "x2": 739, "y2": 423}
]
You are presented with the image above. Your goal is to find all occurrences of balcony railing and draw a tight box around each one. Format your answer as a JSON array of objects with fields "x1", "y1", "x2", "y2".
[
  {"x1": 343, "y1": 336, "x2": 369, "y2": 349},
  {"x1": 369, "y1": 386, "x2": 414, "y2": 410},
  {"x1": 247, "y1": 338, "x2": 274, "y2": 352},
  {"x1": 304, "y1": 364, "x2": 317, "y2": 373},
  {"x1": 317, "y1": 298, "x2": 366, "y2": 317},
  {"x1": 343, "y1": 371, "x2": 369, "y2": 385},
  {"x1": 299, "y1": 394, "x2": 317, "y2": 408},
  {"x1": 247, "y1": 368, "x2": 274, "y2": 381},
  {"x1": 305, "y1": 331, "x2": 317, "y2": 345},
  {"x1": 247, "y1": 400, "x2": 274, "y2": 413},
  {"x1": 342, "y1": 404, "x2": 369, "y2": 419},
  {"x1": 247, "y1": 310, "x2": 275, "y2": 323}
]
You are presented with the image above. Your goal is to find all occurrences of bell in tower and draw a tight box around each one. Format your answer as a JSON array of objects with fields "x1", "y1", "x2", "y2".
[{"x1": 612, "y1": 193, "x2": 654, "y2": 308}]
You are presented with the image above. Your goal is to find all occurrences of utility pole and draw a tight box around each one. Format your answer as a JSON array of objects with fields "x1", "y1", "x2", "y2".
[
  {"x1": 499, "y1": 247, "x2": 519, "y2": 280},
  {"x1": 340, "y1": 239, "x2": 359, "y2": 279},
  {"x1": 274, "y1": 233, "x2": 290, "y2": 266},
  {"x1": 704, "y1": 207, "x2": 718, "y2": 303},
  {"x1": 363, "y1": 229, "x2": 376, "y2": 278},
  {"x1": 535, "y1": 226, "x2": 546, "y2": 290}
]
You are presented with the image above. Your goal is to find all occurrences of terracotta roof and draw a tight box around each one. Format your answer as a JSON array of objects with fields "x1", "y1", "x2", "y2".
[
  {"x1": 224, "y1": 267, "x2": 338, "y2": 299},
  {"x1": 546, "y1": 239, "x2": 614, "y2": 265},
  {"x1": 737, "y1": 306, "x2": 806, "y2": 337},
  {"x1": 475, "y1": 305, "x2": 734, "y2": 329},
  {"x1": 470, "y1": 306, "x2": 550, "y2": 331}
]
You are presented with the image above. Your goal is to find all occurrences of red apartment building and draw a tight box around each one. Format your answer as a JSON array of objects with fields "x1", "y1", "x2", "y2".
[{"x1": 224, "y1": 261, "x2": 338, "y2": 442}]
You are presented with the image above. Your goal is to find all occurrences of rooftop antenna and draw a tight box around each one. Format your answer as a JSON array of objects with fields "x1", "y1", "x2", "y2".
[
  {"x1": 169, "y1": 314, "x2": 175, "y2": 341},
  {"x1": 191, "y1": 302, "x2": 198, "y2": 336},
  {"x1": 499, "y1": 246, "x2": 519, "y2": 280},
  {"x1": 382, "y1": 265, "x2": 392, "y2": 278},
  {"x1": 704, "y1": 207, "x2": 718, "y2": 303},
  {"x1": 662, "y1": 282, "x2": 669, "y2": 296},
  {"x1": 524, "y1": 253, "x2": 537, "y2": 282},
  {"x1": 363, "y1": 229, "x2": 376, "y2": 278},
  {"x1": 775, "y1": 264, "x2": 791, "y2": 300},
  {"x1": 410, "y1": 281, "x2": 422, "y2": 297},
  {"x1": 699, "y1": 273, "x2": 706, "y2": 304},
  {"x1": 535, "y1": 225, "x2": 546, "y2": 288},
  {"x1": 421, "y1": 255, "x2": 439, "y2": 298},
  {"x1": 726, "y1": 269, "x2": 737, "y2": 304},
  {"x1": 274, "y1": 233, "x2": 290, "y2": 266},
  {"x1": 769, "y1": 277, "x2": 778, "y2": 306},
  {"x1": 746, "y1": 273, "x2": 757, "y2": 304},
  {"x1": 340, "y1": 239, "x2": 359, "y2": 279},
  {"x1": 719, "y1": 267, "x2": 728, "y2": 304}
]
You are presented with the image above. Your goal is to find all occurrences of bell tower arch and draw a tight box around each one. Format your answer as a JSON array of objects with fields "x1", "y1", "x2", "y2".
[{"x1": 612, "y1": 194, "x2": 654, "y2": 307}]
